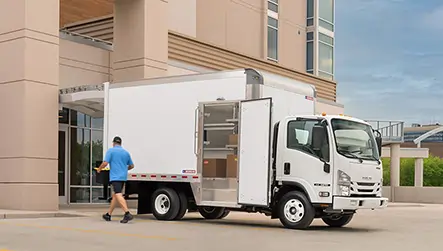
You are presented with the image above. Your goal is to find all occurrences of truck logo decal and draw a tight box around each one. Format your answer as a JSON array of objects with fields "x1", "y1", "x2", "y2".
[
  {"x1": 362, "y1": 176, "x2": 372, "y2": 180},
  {"x1": 314, "y1": 183, "x2": 331, "y2": 187},
  {"x1": 182, "y1": 170, "x2": 196, "y2": 174}
]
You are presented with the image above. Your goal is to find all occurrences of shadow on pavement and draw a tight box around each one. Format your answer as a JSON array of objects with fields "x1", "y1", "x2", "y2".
[{"x1": 134, "y1": 215, "x2": 382, "y2": 233}]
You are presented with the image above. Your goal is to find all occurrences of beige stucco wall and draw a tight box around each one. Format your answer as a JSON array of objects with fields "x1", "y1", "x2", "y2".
[
  {"x1": 169, "y1": 0, "x2": 196, "y2": 37},
  {"x1": 59, "y1": 39, "x2": 111, "y2": 89},
  {"x1": 197, "y1": 0, "x2": 266, "y2": 59},
  {"x1": 196, "y1": 0, "x2": 306, "y2": 71}
]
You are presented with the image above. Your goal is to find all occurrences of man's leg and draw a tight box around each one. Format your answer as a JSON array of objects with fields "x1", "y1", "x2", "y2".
[
  {"x1": 108, "y1": 192, "x2": 117, "y2": 215},
  {"x1": 103, "y1": 185, "x2": 117, "y2": 221},
  {"x1": 113, "y1": 182, "x2": 133, "y2": 223}
]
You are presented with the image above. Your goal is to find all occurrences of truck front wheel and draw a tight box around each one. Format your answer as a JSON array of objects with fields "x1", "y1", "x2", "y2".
[
  {"x1": 322, "y1": 214, "x2": 354, "y2": 227},
  {"x1": 198, "y1": 207, "x2": 226, "y2": 219},
  {"x1": 277, "y1": 191, "x2": 315, "y2": 229},
  {"x1": 151, "y1": 187, "x2": 180, "y2": 221}
]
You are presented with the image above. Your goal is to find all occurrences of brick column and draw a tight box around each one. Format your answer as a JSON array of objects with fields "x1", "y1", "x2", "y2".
[
  {"x1": 113, "y1": 0, "x2": 168, "y2": 82},
  {"x1": 0, "y1": 0, "x2": 59, "y2": 210}
]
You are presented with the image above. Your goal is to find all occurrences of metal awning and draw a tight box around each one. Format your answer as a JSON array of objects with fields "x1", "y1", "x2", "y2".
[{"x1": 59, "y1": 83, "x2": 106, "y2": 118}]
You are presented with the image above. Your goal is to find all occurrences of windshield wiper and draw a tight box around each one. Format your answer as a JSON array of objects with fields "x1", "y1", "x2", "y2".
[
  {"x1": 361, "y1": 155, "x2": 381, "y2": 164},
  {"x1": 338, "y1": 150, "x2": 363, "y2": 162}
]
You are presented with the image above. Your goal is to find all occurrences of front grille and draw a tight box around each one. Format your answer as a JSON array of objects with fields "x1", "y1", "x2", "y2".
[
  {"x1": 357, "y1": 182, "x2": 376, "y2": 186},
  {"x1": 350, "y1": 181, "x2": 381, "y2": 196}
]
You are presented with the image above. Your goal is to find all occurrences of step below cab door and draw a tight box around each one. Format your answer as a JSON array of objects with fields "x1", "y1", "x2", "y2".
[{"x1": 237, "y1": 98, "x2": 272, "y2": 206}]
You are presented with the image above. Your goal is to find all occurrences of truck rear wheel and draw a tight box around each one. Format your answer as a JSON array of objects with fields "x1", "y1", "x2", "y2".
[
  {"x1": 277, "y1": 191, "x2": 315, "y2": 229},
  {"x1": 151, "y1": 187, "x2": 180, "y2": 221},
  {"x1": 322, "y1": 214, "x2": 354, "y2": 227},
  {"x1": 174, "y1": 191, "x2": 188, "y2": 220},
  {"x1": 217, "y1": 209, "x2": 230, "y2": 219},
  {"x1": 198, "y1": 207, "x2": 226, "y2": 219}
]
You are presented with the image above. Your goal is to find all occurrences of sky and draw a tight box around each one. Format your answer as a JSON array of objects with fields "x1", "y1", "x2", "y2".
[{"x1": 335, "y1": 0, "x2": 443, "y2": 126}]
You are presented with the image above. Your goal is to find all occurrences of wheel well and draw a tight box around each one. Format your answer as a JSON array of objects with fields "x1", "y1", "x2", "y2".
[
  {"x1": 128, "y1": 181, "x2": 195, "y2": 214},
  {"x1": 271, "y1": 183, "x2": 311, "y2": 219}
]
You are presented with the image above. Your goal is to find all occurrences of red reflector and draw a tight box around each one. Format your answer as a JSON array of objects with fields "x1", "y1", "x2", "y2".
[
  {"x1": 131, "y1": 174, "x2": 137, "y2": 177},
  {"x1": 192, "y1": 176, "x2": 198, "y2": 179},
  {"x1": 203, "y1": 160, "x2": 209, "y2": 164},
  {"x1": 141, "y1": 174, "x2": 147, "y2": 178},
  {"x1": 161, "y1": 175, "x2": 167, "y2": 178},
  {"x1": 171, "y1": 176, "x2": 177, "y2": 178},
  {"x1": 182, "y1": 176, "x2": 188, "y2": 179},
  {"x1": 150, "y1": 175, "x2": 156, "y2": 178}
]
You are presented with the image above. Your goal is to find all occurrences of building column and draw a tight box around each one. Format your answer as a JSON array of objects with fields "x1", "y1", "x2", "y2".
[
  {"x1": 113, "y1": 0, "x2": 168, "y2": 83},
  {"x1": 414, "y1": 158, "x2": 424, "y2": 187},
  {"x1": 0, "y1": 0, "x2": 60, "y2": 210},
  {"x1": 389, "y1": 143, "x2": 401, "y2": 202}
]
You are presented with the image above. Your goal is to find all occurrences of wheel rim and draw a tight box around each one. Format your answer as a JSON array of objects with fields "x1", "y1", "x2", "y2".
[
  {"x1": 154, "y1": 194, "x2": 170, "y2": 215},
  {"x1": 202, "y1": 207, "x2": 216, "y2": 213},
  {"x1": 284, "y1": 199, "x2": 305, "y2": 223}
]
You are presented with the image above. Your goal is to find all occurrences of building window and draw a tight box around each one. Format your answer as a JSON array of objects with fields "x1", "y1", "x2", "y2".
[
  {"x1": 318, "y1": 32, "x2": 333, "y2": 76},
  {"x1": 66, "y1": 109, "x2": 106, "y2": 204},
  {"x1": 306, "y1": 32, "x2": 314, "y2": 73},
  {"x1": 267, "y1": 16, "x2": 278, "y2": 61},
  {"x1": 268, "y1": 0, "x2": 278, "y2": 13},
  {"x1": 319, "y1": 0, "x2": 334, "y2": 31},
  {"x1": 307, "y1": 0, "x2": 314, "y2": 26}
]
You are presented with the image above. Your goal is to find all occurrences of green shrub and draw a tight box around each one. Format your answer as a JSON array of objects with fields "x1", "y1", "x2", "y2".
[{"x1": 382, "y1": 155, "x2": 443, "y2": 186}]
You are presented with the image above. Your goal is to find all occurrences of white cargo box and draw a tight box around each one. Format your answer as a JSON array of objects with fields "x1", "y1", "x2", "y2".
[{"x1": 103, "y1": 69, "x2": 316, "y2": 179}]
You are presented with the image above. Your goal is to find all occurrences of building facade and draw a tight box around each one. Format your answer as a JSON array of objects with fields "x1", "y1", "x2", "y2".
[{"x1": 0, "y1": 0, "x2": 340, "y2": 210}]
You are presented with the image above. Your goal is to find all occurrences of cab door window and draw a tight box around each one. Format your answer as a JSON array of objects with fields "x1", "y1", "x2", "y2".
[{"x1": 287, "y1": 119, "x2": 329, "y2": 161}]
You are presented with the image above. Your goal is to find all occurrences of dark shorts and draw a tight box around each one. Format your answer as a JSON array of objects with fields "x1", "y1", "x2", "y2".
[{"x1": 110, "y1": 181, "x2": 126, "y2": 194}]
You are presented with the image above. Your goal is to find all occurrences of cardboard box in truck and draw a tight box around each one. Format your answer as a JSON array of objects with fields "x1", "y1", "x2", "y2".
[
  {"x1": 203, "y1": 159, "x2": 227, "y2": 177},
  {"x1": 226, "y1": 154, "x2": 238, "y2": 178}
]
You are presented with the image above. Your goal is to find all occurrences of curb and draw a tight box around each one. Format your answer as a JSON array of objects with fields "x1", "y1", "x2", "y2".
[{"x1": 1, "y1": 212, "x2": 85, "y2": 220}]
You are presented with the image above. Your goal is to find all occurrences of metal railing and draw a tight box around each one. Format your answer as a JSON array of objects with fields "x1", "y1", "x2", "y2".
[{"x1": 366, "y1": 120, "x2": 405, "y2": 144}]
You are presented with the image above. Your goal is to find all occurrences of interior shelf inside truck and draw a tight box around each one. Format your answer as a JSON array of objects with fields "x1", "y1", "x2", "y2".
[{"x1": 201, "y1": 102, "x2": 239, "y2": 204}]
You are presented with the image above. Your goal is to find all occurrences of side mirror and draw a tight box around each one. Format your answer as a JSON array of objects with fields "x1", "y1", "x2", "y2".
[
  {"x1": 373, "y1": 130, "x2": 382, "y2": 155},
  {"x1": 375, "y1": 136, "x2": 382, "y2": 155},
  {"x1": 312, "y1": 125, "x2": 325, "y2": 151}
]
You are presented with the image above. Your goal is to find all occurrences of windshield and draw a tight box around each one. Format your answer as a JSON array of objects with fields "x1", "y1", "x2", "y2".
[{"x1": 331, "y1": 119, "x2": 380, "y2": 161}]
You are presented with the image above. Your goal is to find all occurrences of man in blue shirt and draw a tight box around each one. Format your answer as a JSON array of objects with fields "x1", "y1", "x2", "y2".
[{"x1": 97, "y1": 136, "x2": 135, "y2": 223}]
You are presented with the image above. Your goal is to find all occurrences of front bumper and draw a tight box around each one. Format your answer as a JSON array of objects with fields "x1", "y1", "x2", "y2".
[{"x1": 333, "y1": 196, "x2": 388, "y2": 210}]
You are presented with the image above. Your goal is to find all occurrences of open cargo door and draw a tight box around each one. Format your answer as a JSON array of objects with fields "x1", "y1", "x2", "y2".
[{"x1": 237, "y1": 98, "x2": 272, "y2": 206}]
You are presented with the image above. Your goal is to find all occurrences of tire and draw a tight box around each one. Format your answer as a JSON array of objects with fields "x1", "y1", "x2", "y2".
[
  {"x1": 217, "y1": 209, "x2": 230, "y2": 219},
  {"x1": 174, "y1": 191, "x2": 188, "y2": 220},
  {"x1": 277, "y1": 191, "x2": 315, "y2": 229},
  {"x1": 198, "y1": 206, "x2": 226, "y2": 219},
  {"x1": 151, "y1": 187, "x2": 180, "y2": 221},
  {"x1": 322, "y1": 214, "x2": 354, "y2": 227}
]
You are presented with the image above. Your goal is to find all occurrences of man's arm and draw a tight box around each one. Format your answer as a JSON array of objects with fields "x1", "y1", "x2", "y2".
[
  {"x1": 96, "y1": 161, "x2": 109, "y2": 173},
  {"x1": 127, "y1": 153, "x2": 135, "y2": 170},
  {"x1": 97, "y1": 150, "x2": 112, "y2": 173}
]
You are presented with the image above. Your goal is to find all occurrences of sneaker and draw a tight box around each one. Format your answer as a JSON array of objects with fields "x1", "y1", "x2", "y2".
[
  {"x1": 102, "y1": 213, "x2": 111, "y2": 222},
  {"x1": 120, "y1": 212, "x2": 134, "y2": 224}
]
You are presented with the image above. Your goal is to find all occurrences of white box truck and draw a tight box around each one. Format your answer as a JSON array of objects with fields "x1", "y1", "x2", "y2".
[{"x1": 103, "y1": 69, "x2": 388, "y2": 229}]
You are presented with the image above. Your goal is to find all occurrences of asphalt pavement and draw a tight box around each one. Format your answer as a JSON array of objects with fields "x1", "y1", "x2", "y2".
[{"x1": 0, "y1": 204, "x2": 441, "y2": 251}]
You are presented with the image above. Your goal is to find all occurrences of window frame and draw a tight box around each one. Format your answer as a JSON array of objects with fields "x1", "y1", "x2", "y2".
[
  {"x1": 267, "y1": 16, "x2": 279, "y2": 61},
  {"x1": 286, "y1": 119, "x2": 329, "y2": 161},
  {"x1": 318, "y1": 39, "x2": 334, "y2": 75}
]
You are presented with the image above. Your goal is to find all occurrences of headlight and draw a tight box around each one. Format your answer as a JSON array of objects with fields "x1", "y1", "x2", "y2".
[{"x1": 338, "y1": 170, "x2": 351, "y2": 196}]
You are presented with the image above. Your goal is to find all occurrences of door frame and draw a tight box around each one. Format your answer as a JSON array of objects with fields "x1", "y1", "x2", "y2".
[{"x1": 59, "y1": 124, "x2": 69, "y2": 205}]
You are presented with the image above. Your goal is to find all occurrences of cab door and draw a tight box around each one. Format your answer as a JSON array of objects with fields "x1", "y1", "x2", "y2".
[{"x1": 276, "y1": 118, "x2": 333, "y2": 204}]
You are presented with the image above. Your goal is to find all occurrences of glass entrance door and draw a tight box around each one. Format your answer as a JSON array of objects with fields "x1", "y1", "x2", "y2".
[{"x1": 58, "y1": 126, "x2": 69, "y2": 204}]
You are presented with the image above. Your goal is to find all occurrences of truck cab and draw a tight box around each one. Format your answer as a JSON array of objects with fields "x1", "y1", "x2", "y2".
[{"x1": 272, "y1": 114, "x2": 387, "y2": 228}]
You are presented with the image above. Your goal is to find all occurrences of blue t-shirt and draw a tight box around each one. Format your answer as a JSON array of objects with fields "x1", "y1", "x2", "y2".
[{"x1": 104, "y1": 145, "x2": 134, "y2": 182}]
